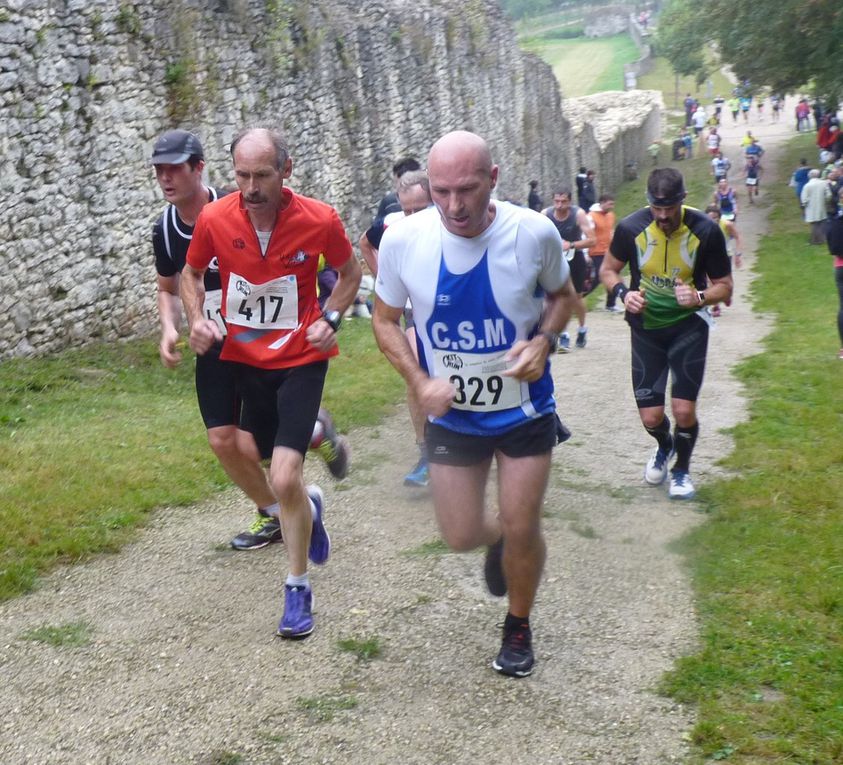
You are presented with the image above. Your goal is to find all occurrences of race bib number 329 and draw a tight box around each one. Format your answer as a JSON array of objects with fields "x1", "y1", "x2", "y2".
[
  {"x1": 431, "y1": 349, "x2": 523, "y2": 412},
  {"x1": 225, "y1": 272, "x2": 299, "y2": 330}
]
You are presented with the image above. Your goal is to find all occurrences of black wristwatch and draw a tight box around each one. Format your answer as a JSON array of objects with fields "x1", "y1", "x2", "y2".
[
  {"x1": 322, "y1": 310, "x2": 342, "y2": 332},
  {"x1": 538, "y1": 330, "x2": 558, "y2": 352}
]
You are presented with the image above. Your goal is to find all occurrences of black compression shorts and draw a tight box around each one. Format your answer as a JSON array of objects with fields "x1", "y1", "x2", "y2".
[
  {"x1": 629, "y1": 314, "x2": 710, "y2": 407},
  {"x1": 234, "y1": 360, "x2": 328, "y2": 458}
]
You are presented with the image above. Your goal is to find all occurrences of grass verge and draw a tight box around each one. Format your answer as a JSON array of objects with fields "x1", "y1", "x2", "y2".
[
  {"x1": 0, "y1": 319, "x2": 403, "y2": 600},
  {"x1": 657, "y1": 133, "x2": 843, "y2": 762},
  {"x1": 518, "y1": 32, "x2": 640, "y2": 97}
]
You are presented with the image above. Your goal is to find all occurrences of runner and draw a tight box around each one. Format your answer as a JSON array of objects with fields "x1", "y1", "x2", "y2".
[
  {"x1": 600, "y1": 168, "x2": 733, "y2": 500},
  {"x1": 713, "y1": 177, "x2": 739, "y2": 221},
  {"x1": 182, "y1": 125, "x2": 362, "y2": 639},
  {"x1": 372, "y1": 130, "x2": 577, "y2": 677},
  {"x1": 543, "y1": 188, "x2": 596, "y2": 350}
]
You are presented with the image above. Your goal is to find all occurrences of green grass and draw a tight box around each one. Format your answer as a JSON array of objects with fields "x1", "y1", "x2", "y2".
[
  {"x1": 296, "y1": 693, "x2": 358, "y2": 723},
  {"x1": 638, "y1": 55, "x2": 735, "y2": 111},
  {"x1": 400, "y1": 538, "x2": 450, "y2": 557},
  {"x1": 519, "y1": 33, "x2": 640, "y2": 97},
  {"x1": 0, "y1": 320, "x2": 403, "y2": 600},
  {"x1": 656, "y1": 133, "x2": 843, "y2": 763},
  {"x1": 19, "y1": 621, "x2": 93, "y2": 647},
  {"x1": 337, "y1": 635, "x2": 382, "y2": 662}
]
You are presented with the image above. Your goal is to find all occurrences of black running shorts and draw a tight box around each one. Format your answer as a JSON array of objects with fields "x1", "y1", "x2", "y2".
[
  {"x1": 629, "y1": 314, "x2": 710, "y2": 407},
  {"x1": 235, "y1": 360, "x2": 328, "y2": 458},
  {"x1": 195, "y1": 342, "x2": 240, "y2": 430},
  {"x1": 425, "y1": 412, "x2": 563, "y2": 467},
  {"x1": 567, "y1": 251, "x2": 588, "y2": 294}
]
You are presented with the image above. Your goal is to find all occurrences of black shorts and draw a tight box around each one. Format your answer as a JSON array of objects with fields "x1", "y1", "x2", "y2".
[
  {"x1": 425, "y1": 413, "x2": 566, "y2": 467},
  {"x1": 195, "y1": 342, "x2": 240, "y2": 430},
  {"x1": 629, "y1": 314, "x2": 709, "y2": 407},
  {"x1": 234, "y1": 360, "x2": 328, "y2": 459},
  {"x1": 567, "y1": 251, "x2": 588, "y2": 294}
]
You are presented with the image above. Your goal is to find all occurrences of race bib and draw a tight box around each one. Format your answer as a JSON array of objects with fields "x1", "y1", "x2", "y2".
[
  {"x1": 432, "y1": 348, "x2": 523, "y2": 412},
  {"x1": 225, "y1": 272, "x2": 299, "y2": 330},
  {"x1": 203, "y1": 289, "x2": 227, "y2": 336},
  {"x1": 746, "y1": 177, "x2": 758, "y2": 186}
]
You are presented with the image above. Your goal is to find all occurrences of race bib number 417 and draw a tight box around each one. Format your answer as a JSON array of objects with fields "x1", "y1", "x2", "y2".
[{"x1": 225, "y1": 272, "x2": 299, "y2": 330}]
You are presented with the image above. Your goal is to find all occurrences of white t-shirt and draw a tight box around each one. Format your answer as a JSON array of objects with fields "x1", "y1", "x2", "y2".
[{"x1": 376, "y1": 202, "x2": 568, "y2": 435}]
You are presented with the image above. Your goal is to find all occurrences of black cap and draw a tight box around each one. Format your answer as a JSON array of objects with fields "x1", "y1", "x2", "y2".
[{"x1": 150, "y1": 130, "x2": 204, "y2": 165}]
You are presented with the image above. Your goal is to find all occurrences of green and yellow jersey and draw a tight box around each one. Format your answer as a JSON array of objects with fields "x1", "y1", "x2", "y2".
[{"x1": 610, "y1": 205, "x2": 730, "y2": 329}]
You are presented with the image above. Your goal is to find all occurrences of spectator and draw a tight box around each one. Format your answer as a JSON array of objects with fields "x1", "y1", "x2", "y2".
[{"x1": 801, "y1": 169, "x2": 832, "y2": 244}]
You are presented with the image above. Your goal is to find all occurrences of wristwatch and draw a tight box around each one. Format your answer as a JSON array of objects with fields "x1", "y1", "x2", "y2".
[
  {"x1": 322, "y1": 310, "x2": 342, "y2": 332},
  {"x1": 538, "y1": 330, "x2": 558, "y2": 352},
  {"x1": 696, "y1": 291, "x2": 706, "y2": 306}
]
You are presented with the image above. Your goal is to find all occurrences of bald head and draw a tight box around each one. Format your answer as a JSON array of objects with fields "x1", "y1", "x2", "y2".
[
  {"x1": 428, "y1": 131, "x2": 493, "y2": 175},
  {"x1": 427, "y1": 131, "x2": 498, "y2": 238}
]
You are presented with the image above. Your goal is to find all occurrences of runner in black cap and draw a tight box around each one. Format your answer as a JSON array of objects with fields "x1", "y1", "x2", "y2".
[{"x1": 598, "y1": 168, "x2": 733, "y2": 500}]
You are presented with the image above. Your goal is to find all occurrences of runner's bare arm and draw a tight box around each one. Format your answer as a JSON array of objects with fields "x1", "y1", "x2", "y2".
[
  {"x1": 307, "y1": 255, "x2": 363, "y2": 351},
  {"x1": 372, "y1": 296, "x2": 454, "y2": 417},
  {"x1": 180, "y1": 264, "x2": 222, "y2": 354},
  {"x1": 504, "y1": 279, "x2": 576, "y2": 382},
  {"x1": 157, "y1": 273, "x2": 182, "y2": 368},
  {"x1": 358, "y1": 232, "x2": 379, "y2": 277},
  {"x1": 600, "y1": 251, "x2": 646, "y2": 312}
]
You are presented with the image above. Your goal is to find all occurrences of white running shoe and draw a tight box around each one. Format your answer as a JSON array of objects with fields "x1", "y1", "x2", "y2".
[
  {"x1": 668, "y1": 470, "x2": 696, "y2": 500},
  {"x1": 644, "y1": 444, "x2": 672, "y2": 485}
]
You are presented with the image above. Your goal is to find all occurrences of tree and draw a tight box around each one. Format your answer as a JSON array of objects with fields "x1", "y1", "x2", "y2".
[
  {"x1": 657, "y1": 0, "x2": 843, "y2": 106},
  {"x1": 655, "y1": 0, "x2": 709, "y2": 106}
]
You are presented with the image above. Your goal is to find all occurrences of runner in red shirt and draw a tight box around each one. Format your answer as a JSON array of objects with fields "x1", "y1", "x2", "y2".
[{"x1": 182, "y1": 126, "x2": 361, "y2": 639}]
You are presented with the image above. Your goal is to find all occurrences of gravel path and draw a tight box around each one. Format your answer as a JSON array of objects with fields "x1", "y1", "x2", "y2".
[{"x1": 0, "y1": 115, "x2": 790, "y2": 765}]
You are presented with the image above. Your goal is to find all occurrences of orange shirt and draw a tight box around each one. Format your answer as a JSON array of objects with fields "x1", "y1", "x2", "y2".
[
  {"x1": 588, "y1": 207, "x2": 616, "y2": 255},
  {"x1": 187, "y1": 188, "x2": 353, "y2": 369}
]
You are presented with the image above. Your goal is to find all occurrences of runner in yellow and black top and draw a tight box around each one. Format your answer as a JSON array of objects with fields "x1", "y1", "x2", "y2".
[{"x1": 600, "y1": 168, "x2": 733, "y2": 500}]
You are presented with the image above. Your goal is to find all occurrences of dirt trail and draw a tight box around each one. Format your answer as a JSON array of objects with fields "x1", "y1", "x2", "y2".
[{"x1": 0, "y1": 113, "x2": 791, "y2": 765}]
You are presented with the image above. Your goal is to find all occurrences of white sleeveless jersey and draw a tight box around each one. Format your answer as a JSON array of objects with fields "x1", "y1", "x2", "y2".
[{"x1": 376, "y1": 202, "x2": 568, "y2": 435}]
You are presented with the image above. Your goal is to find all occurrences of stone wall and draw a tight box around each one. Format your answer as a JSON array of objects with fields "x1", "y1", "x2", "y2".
[
  {"x1": 560, "y1": 90, "x2": 662, "y2": 196},
  {"x1": 624, "y1": 13, "x2": 655, "y2": 90},
  {"x1": 0, "y1": 0, "x2": 661, "y2": 359}
]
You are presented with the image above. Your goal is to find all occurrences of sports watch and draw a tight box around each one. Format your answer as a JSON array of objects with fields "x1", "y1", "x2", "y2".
[
  {"x1": 538, "y1": 330, "x2": 558, "y2": 352},
  {"x1": 322, "y1": 310, "x2": 342, "y2": 332}
]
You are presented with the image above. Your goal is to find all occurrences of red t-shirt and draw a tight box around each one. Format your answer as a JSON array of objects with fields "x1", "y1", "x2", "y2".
[{"x1": 187, "y1": 188, "x2": 353, "y2": 369}]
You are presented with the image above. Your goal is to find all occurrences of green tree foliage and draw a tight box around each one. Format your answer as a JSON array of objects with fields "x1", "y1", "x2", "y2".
[
  {"x1": 654, "y1": 0, "x2": 708, "y2": 84},
  {"x1": 657, "y1": 0, "x2": 843, "y2": 104}
]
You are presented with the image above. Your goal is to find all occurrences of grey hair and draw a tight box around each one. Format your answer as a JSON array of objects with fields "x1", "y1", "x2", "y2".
[
  {"x1": 808, "y1": 168, "x2": 821, "y2": 178},
  {"x1": 396, "y1": 169, "x2": 430, "y2": 196},
  {"x1": 229, "y1": 125, "x2": 290, "y2": 169}
]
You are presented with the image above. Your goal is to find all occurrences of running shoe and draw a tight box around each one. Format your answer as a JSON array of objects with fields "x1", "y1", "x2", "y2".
[
  {"x1": 669, "y1": 470, "x2": 696, "y2": 500},
  {"x1": 484, "y1": 538, "x2": 507, "y2": 597},
  {"x1": 607, "y1": 304, "x2": 625, "y2": 313},
  {"x1": 557, "y1": 332, "x2": 571, "y2": 353},
  {"x1": 230, "y1": 511, "x2": 283, "y2": 551},
  {"x1": 492, "y1": 619, "x2": 534, "y2": 678},
  {"x1": 311, "y1": 408, "x2": 349, "y2": 480},
  {"x1": 575, "y1": 327, "x2": 587, "y2": 349},
  {"x1": 307, "y1": 485, "x2": 331, "y2": 565},
  {"x1": 403, "y1": 456, "x2": 430, "y2": 488},
  {"x1": 644, "y1": 440, "x2": 674, "y2": 486},
  {"x1": 277, "y1": 584, "x2": 314, "y2": 639}
]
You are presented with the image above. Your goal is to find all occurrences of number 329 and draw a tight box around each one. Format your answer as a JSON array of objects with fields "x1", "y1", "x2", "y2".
[{"x1": 450, "y1": 374, "x2": 503, "y2": 407}]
